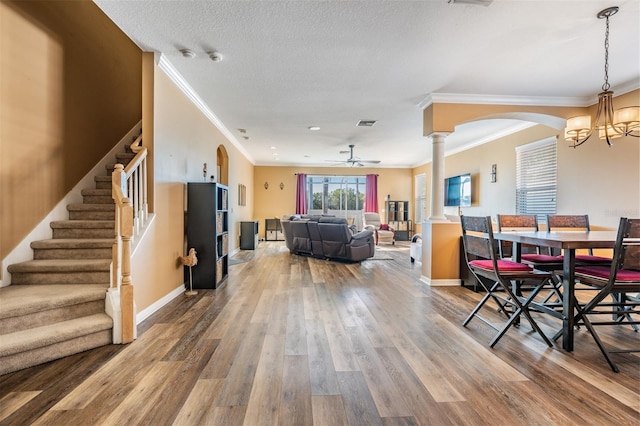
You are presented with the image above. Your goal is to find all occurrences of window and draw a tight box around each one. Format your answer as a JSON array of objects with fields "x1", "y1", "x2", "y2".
[
  {"x1": 306, "y1": 175, "x2": 366, "y2": 215},
  {"x1": 415, "y1": 173, "x2": 427, "y2": 223},
  {"x1": 516, "y1": 137, "x2": 557, "y2": 223}
]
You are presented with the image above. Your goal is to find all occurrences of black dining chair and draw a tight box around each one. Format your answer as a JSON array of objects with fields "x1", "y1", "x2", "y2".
[
  {"x1": 460, "y1": 216, "x2": 554, "y2": 348},
  {"x1": 572, "y1": 217, "x2": 640, "y2": 372},
  {"x1": 496, "y1": 214, "x2": 564, "y2": 304},
  {"x1": 546, "y1": 215, "x2": 612, "y2": 265}
]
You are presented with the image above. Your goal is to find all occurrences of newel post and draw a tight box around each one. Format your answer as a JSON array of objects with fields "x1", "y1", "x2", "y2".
[
  {"x1": 111, "y1": 163, "x2": 135, "y2": 344},
  {"x1": 120, "y1": 199, "x2": 135, "y2": 343}
]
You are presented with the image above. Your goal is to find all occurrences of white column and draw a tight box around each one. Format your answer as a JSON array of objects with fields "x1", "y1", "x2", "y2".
[{"x1": 429, "y1": 132, "x2": 448, "y2": 221}]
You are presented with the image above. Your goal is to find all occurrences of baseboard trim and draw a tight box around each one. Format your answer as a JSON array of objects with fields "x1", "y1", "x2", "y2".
[
  {"x1": 135, "y1": 284, "x2": 184, "y2": 325},
  {"x1": 420, "y1": 276, "x2": 461, "y2": 287}
]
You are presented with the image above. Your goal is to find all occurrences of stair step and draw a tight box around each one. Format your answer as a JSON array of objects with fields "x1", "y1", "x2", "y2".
[
  {"x1": 94, "y1": 175, "x2": 112, "y2": 189},
  {"x1": 81, "y1": 188, "x2": 111, "y2": 196},
  {"x1": 116, "y1": 153, "x2": 135, "y2": 162},
  {"x1": 0, "y1": 313, "x2": 113, "y2": 375},
  {"x1": 67, "y1": 203, "x2": 115, "y2": 220},
  {"x1": 8, "y1": 259, "x2": 111, "y2": 285},
  {"x1": 81, "y1": 188, "x2": 114, "y2": 204},
  {"x1": 31, "y1": 238, "x2": 113, "y2": 259},
  {"x1": 0, "y1": 284, "x2": 108, "y2": 333},
  {"x1": 51, "y1": 220, "x2": 114, "y2": 239}
]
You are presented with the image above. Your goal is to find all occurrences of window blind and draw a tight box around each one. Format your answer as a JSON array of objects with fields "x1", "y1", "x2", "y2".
[{"x1": 515, "y1": 137, "x2": 557, "y2": 223}]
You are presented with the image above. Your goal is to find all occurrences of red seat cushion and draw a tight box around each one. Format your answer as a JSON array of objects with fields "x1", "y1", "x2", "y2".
[
  {"x1": 379, "y1": 224, "x2": 389, "y2": 231},
  {"x1": 575, "y1": 265, "x2": 640, "y2": 282},
  {"x1": 522, "y1": 254, "x2": 563, "y2": 263},
  {"x1": 575, "y1": 254, "x2": 612, "y2": 264},
  {"x1": 470, "y1": 259, "x2": 532, "y2": 272}
]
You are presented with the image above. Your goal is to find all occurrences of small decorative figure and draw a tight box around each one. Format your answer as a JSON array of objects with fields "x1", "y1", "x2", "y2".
[{"x1": 180, "y1": 248, "x2": 198, "y2": 296}]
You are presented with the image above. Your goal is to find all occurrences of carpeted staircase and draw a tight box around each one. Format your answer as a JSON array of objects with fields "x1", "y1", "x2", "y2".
[{"x1": 0, "y1": 145, "x2": 136, "y2": 375}]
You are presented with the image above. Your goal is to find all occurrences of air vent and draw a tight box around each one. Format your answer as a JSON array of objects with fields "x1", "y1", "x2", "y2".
[
  {"x1": 448, "y1": 0, "x2": 493, "y2": 6},
  {"x1": 356, "y1": 120, "x2": 377, "y2": 127}
]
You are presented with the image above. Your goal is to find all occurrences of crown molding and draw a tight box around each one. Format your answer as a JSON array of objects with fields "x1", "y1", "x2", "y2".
[
  {"x1": 157, "y1": 54, "x2": 255, "y2": 164},
  {"x1": 418, "y1": 93, "x2": 587, "y2": 109},
  {"x1": 418, "y1": 81, "x2": 640, "y2": 110}
]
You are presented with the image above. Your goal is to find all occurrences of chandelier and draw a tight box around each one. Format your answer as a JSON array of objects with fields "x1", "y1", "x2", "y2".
[{"x1": 564, "y1": 6, "x2": 639, "y2": 147}]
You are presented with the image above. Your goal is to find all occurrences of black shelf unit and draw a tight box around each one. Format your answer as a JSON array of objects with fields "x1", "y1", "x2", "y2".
[
  {"x1": 240, "y1": 221, "x2": 259, "y2": 250},
  {"x1": 386, "y1": 200, "x2": 411, "y2": 241},
  {"x1": 185, "y1": 182, "x2": 229, "y2": 289}
]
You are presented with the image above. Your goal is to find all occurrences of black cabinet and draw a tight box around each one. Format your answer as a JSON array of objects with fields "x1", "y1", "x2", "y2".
[
  {"x1": 185, "y1": 183, "x2": 229, "y2": 289},
  {"x1": 240, "y1": 221, "x2": 259, "y2": 250}
]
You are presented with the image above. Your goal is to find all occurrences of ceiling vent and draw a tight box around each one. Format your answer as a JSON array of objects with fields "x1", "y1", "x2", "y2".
[
  {"x1": 448, "y1": 0, "x2": 493, "y2": 6},
  {"x1": 356, "y1": 120, "x2": 377, "y2": 127}
]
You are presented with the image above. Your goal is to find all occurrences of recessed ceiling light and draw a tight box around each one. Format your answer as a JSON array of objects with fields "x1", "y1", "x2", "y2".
[
  {"x1": 448, "y1": 0, "x2": 493, "y2": 6},
  {"x1": 308, "y1": 126, "x2": 321, "y2": 131},
  {"x1": 272, "y1": 152, "x2": 278, "y2": 156},
  {"x1": 270, "y1": 146, "x2": 277, "y2": 150},
  {"x1": 207, "y1": 51, "x2": 223, "y2": 62},
  {"x1": 179, "y1": 49, "x2": 196, "y2": 58},
  {"x1": 356, "y1": 120, "x2": 376, "y2": 127},
  {"x1": 238, "y1": 128, "x2": 247, "y2": 133},
  {"x1": 243, "y1": 136, "x2": 249, "y2": 140}
]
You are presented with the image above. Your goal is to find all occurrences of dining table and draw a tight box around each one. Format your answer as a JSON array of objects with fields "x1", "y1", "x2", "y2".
[{"x1": 493, "y1": 230, "x2": 618, "y2": 351}]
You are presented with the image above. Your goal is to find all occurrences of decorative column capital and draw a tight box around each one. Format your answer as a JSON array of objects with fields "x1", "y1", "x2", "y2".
[{"x1": 427, "y1": 132, "x2": 451, "y2": 140}]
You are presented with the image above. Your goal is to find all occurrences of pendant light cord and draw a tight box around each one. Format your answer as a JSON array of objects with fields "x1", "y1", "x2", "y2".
[{"x1": 602, "y1": 14, "x2": 610, "y2": 92}]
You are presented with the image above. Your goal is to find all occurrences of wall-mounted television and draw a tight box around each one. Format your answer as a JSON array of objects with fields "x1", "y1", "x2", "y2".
[{"x1": 444, "y1": 173, "x2": 472, "y2": 207}]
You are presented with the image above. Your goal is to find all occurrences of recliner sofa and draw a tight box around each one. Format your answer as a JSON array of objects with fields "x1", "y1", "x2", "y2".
[{"x1": 281, "y1": 215, "x2": 375, "y2": 262}]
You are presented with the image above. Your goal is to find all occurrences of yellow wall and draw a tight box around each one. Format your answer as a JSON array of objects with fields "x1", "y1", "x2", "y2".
[
  {"x1": 253, "y1": 166, "x2": 413, "y2": 238},
  {"x1": 131, "y1": 62, "x2": 254, "y2": 311},
  {"x1": 0, "y1": 0, "x2": 141, "y2": 262}
]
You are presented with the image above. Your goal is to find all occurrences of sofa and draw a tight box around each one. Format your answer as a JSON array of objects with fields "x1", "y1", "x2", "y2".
[{"x1": 281, "y1": 215, "x2": 375, "y2": 262}]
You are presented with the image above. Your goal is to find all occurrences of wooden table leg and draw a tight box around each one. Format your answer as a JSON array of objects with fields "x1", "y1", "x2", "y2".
[{"x1": 562, "y1": 249, "x2": 576, "y2": 351}]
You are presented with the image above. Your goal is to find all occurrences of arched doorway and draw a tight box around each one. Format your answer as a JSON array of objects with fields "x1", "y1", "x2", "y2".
[{"x1": 217, "y1": 145, "x2": 229, "y2": 185}]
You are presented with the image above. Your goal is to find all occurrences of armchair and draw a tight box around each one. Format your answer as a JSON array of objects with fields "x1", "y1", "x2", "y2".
[{"x1": 363, "y1": 212, "x2": 395, "y2": 245}]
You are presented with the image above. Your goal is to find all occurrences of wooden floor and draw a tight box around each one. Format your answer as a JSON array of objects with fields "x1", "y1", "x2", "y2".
[{"x1": 1, "y1": 241, "x2": 638, "y2": 425}]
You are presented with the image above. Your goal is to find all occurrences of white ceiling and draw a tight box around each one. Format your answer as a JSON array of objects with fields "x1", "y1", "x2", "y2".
[{"x1": 94, "y1": 0, "x2": 640, "y2": 168}]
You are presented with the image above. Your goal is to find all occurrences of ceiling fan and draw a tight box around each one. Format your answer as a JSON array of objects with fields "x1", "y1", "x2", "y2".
[{"x1": 325, "y1": 144, "x2": 381, "y2": 167}]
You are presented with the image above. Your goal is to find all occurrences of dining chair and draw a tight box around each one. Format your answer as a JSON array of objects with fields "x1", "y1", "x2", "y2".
[
  {"x1": 460, "y1": 215, "x2": 554, "y2": 348},
  {"x1": 496, "y1": 214, "x2": 564, "y2": 303},
  {"x1": 546, "y1": 214, "x2": 612, "y2": 265},
  {"x1": 572, "y1": 217, "x2": 640, "y2": 372}
]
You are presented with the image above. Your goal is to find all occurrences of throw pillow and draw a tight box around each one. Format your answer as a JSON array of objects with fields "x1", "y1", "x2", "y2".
[{"x1": 379, "y1": 224, "x2": 389, "y2": 231}]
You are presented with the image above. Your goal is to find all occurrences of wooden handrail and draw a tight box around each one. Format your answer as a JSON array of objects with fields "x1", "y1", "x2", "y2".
[
  {"x1": 111, "y1": 138, "x2": 148, "y2": 344},
  {"x1": 124, "y1": 145, "x2": 146, "y2": 176}
]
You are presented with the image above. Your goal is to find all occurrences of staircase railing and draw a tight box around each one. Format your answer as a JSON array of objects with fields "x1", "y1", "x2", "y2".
[{"x1": 111, "y1": 134, "x2": 148, "y2": 344}]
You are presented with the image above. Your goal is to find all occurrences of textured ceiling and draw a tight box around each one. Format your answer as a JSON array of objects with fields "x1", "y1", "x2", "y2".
[{"x1": 94, "y1": 0, "x2": 640, "y2": 167}]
